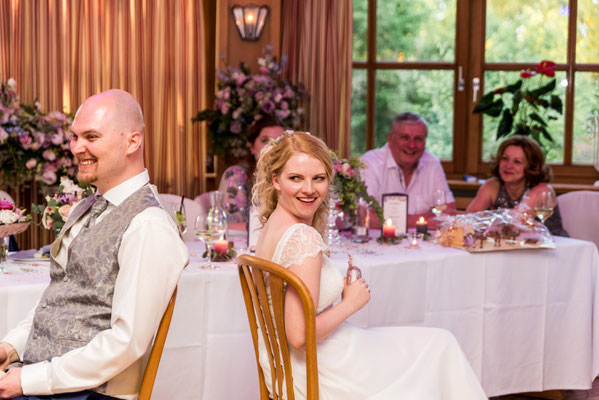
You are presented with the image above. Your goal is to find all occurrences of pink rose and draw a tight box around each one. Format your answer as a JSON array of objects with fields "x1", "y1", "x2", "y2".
[
  {"x1": 41, "y1": 170, "x2": 57, "y2": 185},
  {"x1": 43, "y1": 149, "x2": 56, "y2": 161},
  {"x1": 26, "y1": 158, "x2": 37, "y2": 169},
  {"x1": 0, "y1": 127, "x2": 8, "y2": 141},
  {"x1": 58, "y1": 204, "x2": 72, "y2": 221},
  {"x1": 0, "y1": 200, "x2": 13, "y2": 210}
]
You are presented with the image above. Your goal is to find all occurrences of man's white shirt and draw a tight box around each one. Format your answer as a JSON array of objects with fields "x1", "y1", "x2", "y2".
[{"x1": 360, "y1": 143, "x2": 454, "y2": 215}]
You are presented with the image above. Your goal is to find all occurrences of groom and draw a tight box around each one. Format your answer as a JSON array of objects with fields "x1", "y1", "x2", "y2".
[{"x1": 0, "y1": 89, "x2": 188, "y2": 399}]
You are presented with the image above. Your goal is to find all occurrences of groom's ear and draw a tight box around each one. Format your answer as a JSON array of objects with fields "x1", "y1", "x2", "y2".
[{"x1": 272, "y1": 173, "x2": 281, "y2": 191}]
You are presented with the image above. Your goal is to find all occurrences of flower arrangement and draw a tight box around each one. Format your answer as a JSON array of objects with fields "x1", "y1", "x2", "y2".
[
  {"x1": 331, "y1": 154, "x2": 383, "y2": 226},
  {"x1": 0, "y1": 200, "x2": 31, "y2": 226},
  {"x1": 473, "y1": 60, "x2": 563, "y2": 144},
  {"x1": 32, "y1": 177, "x2": 95, "y2": 232},
  {"x1": 0, "y1": 78, "x2": 75, "y2": 189},
  {"x1": 192, "y1": 46, "x2": 305, "y2": 158}
]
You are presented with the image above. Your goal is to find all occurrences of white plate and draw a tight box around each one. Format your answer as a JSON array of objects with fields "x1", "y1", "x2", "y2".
[{"x1": 10, "y1": 257, "x2": 51, "y2": 264}]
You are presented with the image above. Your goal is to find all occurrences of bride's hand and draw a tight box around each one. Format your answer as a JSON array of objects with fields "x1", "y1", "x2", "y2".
[{"x1": 342, "y1": 278, "x2": 370, "y2": 312}]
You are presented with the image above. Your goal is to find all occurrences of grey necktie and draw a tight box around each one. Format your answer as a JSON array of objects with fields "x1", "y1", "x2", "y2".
[{"x1": 83, "y1": 196, "x2": 108, "y2": 228}]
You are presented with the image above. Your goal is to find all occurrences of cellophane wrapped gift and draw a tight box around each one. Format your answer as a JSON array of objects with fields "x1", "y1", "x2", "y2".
[{"x1": 435, "y1": 205, "x2": 555, "y2": 252}]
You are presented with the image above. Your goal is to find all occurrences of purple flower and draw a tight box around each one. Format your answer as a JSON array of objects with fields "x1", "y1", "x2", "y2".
[
  {"x1": 281, "y1": 101, "x2": 289, "y2": 110},
  {"x1": 254, "y1": 91, "x2": 264, "y2": 101},
  {"x1": 51, "y1": 133, "x2": 63, "y2": 145},
  {"x1": 259, "y1": 66, "x2": 269, "y2": 75},
  {"x1": 230, "y1": 121, "x2": 242, "y2": 134},
  {"x1": 261, "y1": 100, "x2": 275, "y2": 114},
  {"x1": 220, "y1": 103, "x2": 230, "y2": 115},
  {"x1": 275, "y1": 109, "x2": 290, "y2": 120}
]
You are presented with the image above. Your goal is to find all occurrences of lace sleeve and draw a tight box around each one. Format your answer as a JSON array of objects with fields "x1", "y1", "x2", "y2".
[{"x1": 278, "y1": 224, "x2": 327, "y2": 268}]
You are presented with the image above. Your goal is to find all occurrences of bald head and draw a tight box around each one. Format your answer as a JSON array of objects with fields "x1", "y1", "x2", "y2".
[
  {"x1": 70, "y1": 89, "x2": 146, "y2": 193},
  {"x1": 75, "y1": 89, "x2": 145, "y2": 137}
]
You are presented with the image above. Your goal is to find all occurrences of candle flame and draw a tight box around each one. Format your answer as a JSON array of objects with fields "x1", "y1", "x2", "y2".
[
  {"x1": 418, "y1": 216, "x2": 426, "y2": 223},
  {"x1": 385, "y1": 218, "x2": 393, "y2": 226}
]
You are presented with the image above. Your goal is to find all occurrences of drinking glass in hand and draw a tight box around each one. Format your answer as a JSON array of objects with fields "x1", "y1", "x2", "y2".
[
  {"x1": 430, "y1": 189, "x2": 447, "y2": 217},
  {"x1": 533, "y1": 189, "x2": 556, "y2": 224}
]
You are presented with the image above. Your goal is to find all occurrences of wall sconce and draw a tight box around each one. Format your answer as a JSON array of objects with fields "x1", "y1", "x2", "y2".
[{"x1": 231, "y1": 4, "x2": 269, "y2": 41}]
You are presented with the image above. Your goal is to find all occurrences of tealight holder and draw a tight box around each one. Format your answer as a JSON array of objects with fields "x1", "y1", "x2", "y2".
[{"x1": 408, "y1": 232, "x2": 424, "y2": 249}]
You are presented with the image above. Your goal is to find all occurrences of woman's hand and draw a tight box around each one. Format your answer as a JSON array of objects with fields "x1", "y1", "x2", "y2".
[{"x1": 342, "y1": 278, "x2": 370, "y2": 313}]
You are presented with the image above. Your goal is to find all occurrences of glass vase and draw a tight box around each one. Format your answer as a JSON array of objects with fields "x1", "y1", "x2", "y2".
[
  {"x1": 324, "y1": 191, "x2": 342, "y2": 248},
  {"x1": 351, "y1": 196, "x2": 370, "y2": 243}
]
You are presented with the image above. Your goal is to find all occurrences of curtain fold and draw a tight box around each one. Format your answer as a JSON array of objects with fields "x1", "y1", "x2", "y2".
[
  {"x1": 0, "y1": 0, "x2": 207, "y2": 249},
  {"x1": 281, "y1": 0, "x2": 353, "y2": 156}
]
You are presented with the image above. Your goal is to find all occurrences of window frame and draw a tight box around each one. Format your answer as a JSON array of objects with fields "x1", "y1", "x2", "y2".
[{"x1": 354, "y1": 0, "x2": 599, "y2": 184}]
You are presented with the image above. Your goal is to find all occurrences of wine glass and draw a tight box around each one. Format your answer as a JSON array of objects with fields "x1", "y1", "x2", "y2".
[
  {"x1": 534, "y1": 189, "x2": 556, "y2": 224},
  {"x1": 194, "y1": 214, "x2": 226, "y2": 270},
  {"x1": 430, "y1": 189, "x2": 447, "y2": 217}
]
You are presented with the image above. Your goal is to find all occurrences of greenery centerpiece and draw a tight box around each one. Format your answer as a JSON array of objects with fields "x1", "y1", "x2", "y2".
[
  {"x1": 0, "y1": 78, "x2": 75, "y2": 191},
  {"x1": 473, "y1": 60, "x2": 562, "y2": 149},
  {"x1": 331, "y1": 154, "x2": 383, "y2": 226},
  {"x1": 192, "y1": 46, "x2": 306, "y2": 159}
]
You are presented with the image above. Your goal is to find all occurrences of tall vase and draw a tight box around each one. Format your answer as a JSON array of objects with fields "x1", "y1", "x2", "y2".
[
  {"x1": 351, "y1": 196, "x2": 370, "y2": 243},
  {"x1": 324, "y1": 191, "x2": 342, "y2": 248}
]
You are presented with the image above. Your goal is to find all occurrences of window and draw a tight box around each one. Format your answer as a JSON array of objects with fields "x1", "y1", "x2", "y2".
[{"x1": 352, "y1": 0, "x2": 599, "y2": 183}]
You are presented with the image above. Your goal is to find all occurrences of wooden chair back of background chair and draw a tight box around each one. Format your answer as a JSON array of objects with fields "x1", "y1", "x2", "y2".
[
  {"x1": 138, "y1": 286, "x2": 178, "y2": 400},
  {"x1": 237, "y1": 254, "x2": 318, "y2": 400}
]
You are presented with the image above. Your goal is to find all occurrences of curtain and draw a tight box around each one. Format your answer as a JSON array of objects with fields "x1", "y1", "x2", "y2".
[
  {"x1": 281, "y1": 0, "x2": 353, "y2": 156},
  {"x1": 0, "y1": 0, "x2": 208, "y2": 249}
]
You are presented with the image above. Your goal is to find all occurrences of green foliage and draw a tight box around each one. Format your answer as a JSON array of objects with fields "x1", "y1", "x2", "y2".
[
  {"x1": 331, "y1": 153, "x2": 383, "y2": 226},
  {"x1": 474, "y1": 61, "x2": 562, "y2": 151}
]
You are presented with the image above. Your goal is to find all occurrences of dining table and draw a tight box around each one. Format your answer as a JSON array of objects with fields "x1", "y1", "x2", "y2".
[{"x1": 1, "y1": 234, "x2": 598, "y2": 398}]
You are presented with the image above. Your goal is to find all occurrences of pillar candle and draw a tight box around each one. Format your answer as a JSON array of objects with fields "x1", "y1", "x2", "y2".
[
  {"x1": 416, "y1": 217, "x2": 428, "y2": 234},
  {"x1": 213, "y1": 239, "x2": 229, "y2": 254},
  {"x1": 382, "y1": 218, "x2": 396, "y2": 239}
]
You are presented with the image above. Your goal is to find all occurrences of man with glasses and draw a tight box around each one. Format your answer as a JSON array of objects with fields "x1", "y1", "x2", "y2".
[{"x1": 360, "y1": 112, "x2": 455, "y2": 228}]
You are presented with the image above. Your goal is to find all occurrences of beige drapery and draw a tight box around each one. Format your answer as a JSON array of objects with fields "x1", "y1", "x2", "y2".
[
  {"x1": 0, "y1": 0, "x2": 208, "y2": 248},
  {"x1": 281, "y1": 0, "x2": 353, "y2": 156}
]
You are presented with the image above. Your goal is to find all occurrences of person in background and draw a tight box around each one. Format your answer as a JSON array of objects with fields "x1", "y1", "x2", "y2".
[
  {"x1": 467, "y1": 135, "x2": 568, "y2": 236},
  {"x1": 0, "y1": 89, "x2": 188, "y2": 399},
  {"x1": 217, "y1": 116, "x2": 285, "y2": 222},
  {"x1": 360, "y1": 112, "x2": 454, "y2": 228},
  {"x1": 252, "y1": 131, "x2": 487, "y2": 399}
]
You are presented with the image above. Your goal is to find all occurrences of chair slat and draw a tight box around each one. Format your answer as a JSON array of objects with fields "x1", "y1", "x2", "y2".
[{"x1": 237, "y1": 254, "x2": 319, "y2": 400}]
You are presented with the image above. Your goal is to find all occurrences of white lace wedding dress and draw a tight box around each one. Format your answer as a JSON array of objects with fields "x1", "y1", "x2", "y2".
[{"x1": 258, "y1": 223, "x2": 488, "y2": 400}]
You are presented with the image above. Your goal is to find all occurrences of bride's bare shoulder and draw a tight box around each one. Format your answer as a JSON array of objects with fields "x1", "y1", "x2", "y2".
[{"x1": 254, "y1": 219, "x2": 296, "y2": 259}]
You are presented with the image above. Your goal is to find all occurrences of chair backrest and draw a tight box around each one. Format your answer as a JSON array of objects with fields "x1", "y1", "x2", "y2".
[
  {"x1": 237, "y1": 254, "x2": 318, "y2": 400},
  {"x1": 557, "y1": 190, "x2": 599, "y2": 250},
  {"x1": 194, "y1": 192, "x2": 211, "y2": 213},
  {"x1": 158, "y1": 194, "x2": 207, "y2": 241},
  {"x1": 138, "y1": 286, "x2": 178, "y2": 400}
]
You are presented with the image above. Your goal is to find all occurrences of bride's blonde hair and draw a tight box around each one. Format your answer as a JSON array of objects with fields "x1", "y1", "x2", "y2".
[{"x1": 252, "y1": 131, "x2": 333, "y2": 235}]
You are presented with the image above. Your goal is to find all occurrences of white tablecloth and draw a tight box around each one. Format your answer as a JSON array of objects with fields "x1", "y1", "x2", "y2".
[{"x1": 1, "y1": 236, "x2": 598, "y2": 398}]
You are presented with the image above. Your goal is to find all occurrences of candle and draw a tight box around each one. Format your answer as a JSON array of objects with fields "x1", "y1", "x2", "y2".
[
  {"x1": 416, "y1": 216, "x2": 428, "y2": 234},
  {"x1": 382, "y1": 218, "x2": 396, "y2": 239},
  {"x1": 410, "y1": 238, "x2": 419, "y2": 248},
  {"x1": 213, "y1": 239, "x2": 229, "y2": 254}
]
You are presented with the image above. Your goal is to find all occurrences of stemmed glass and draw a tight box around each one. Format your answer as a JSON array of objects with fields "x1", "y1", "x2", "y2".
[
  {"x1": 430, "y1": 189, "x2": 447, "y2": 217},
  {"x1": 534, "y1": 189, "x2": 556, "y2": 224},
  {"x1": 194, "y1": 214, "x2": 226, "y2": 270}
]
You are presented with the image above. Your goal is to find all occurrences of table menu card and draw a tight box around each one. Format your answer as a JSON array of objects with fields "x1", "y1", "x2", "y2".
[{"x1": 382, "y1": 193, "x2": 408, "y2": 235}]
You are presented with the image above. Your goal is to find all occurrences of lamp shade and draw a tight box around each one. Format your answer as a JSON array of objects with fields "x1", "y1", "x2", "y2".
[{"x1": 231, "y1": 4, "x2": 269, "y2": 41}]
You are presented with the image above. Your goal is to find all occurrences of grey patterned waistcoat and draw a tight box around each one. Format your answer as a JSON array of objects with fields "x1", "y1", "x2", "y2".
[{"x1": 23, "y1": 185, "x2": 160, "y2": 365}]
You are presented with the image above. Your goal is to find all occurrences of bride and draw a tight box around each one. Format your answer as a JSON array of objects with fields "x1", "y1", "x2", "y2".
[{"x1": 252, "y1": 131, "x2": 488, "y2": 400}]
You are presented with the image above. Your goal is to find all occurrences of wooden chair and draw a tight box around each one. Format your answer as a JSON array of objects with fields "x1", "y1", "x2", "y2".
[
  {"x1": 138, "y1": 286, "x2": 178, "y2": 400},
  {"x1": 237, "y1": 254, "x2": 319, "y2": 400}
]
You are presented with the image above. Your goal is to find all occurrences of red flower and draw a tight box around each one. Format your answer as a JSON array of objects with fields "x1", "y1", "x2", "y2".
[
  {"x1": 525, "y1": 96, "x2": 535, "y2": 103},
  {"x1": 493, "y1": 88, "x2": 506, "y2": 94},
  {"x1": 521, "y1": 70, "x2": 537, "y2": 79},
  {"x1": 535, "y1": 60, "x2": 556, "y2": 77},
  {"x1": 0, "y1": 200, "x2": 13, "y2": 210}
]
